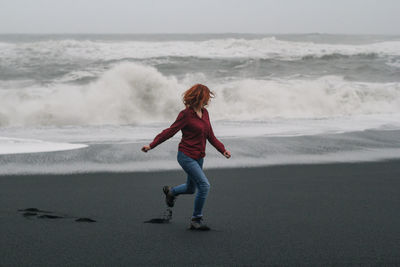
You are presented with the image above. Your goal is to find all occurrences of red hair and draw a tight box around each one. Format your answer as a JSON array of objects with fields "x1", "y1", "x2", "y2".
[{"x1": 182, "y1": 84, "x2": 214, "y2": 109}]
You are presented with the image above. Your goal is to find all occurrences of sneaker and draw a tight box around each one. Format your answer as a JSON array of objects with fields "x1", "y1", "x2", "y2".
[
  {"x1": 189, "y1": 217, "x2": 210, "y2": 231},
  {"x1": 163, "y1": 186, "x2": 176, "y2": 207}
]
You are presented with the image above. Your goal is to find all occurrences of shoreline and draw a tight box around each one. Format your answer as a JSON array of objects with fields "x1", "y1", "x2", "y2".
[{"x1": 1, "y1": 156, "x2": 400, "y2": 177}]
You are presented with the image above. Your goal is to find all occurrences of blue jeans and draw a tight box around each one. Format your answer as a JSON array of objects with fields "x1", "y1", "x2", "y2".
[{"x1": 170, "y1": 151, "x2": 210, "y2": 218}]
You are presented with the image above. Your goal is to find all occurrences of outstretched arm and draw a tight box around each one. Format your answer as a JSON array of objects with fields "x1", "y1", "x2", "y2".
[
  {"x1": 207, "y1": 121, "x2": 230, "y2": 158},
  {"x1": 142, "y1": 110, "x2": 187, "y2": 152}
]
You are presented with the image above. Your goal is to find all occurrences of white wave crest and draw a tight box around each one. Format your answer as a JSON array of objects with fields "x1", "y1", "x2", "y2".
[
  {"x1": 1, "y1": 63, "x2": 400, "y2": 127},
  {"x1": 1, "y1": 37, "x2": 400, "y2": 62},
  {"x1": 0, "y1": 63, "x2": 183, "y2": 126},
  {"x1": 210, "y1": 76, "x2": 400, "y2": 120}
]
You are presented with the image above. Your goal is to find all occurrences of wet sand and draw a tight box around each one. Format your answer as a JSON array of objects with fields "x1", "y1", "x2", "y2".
[{"x1": 1, "y1": 160, "x2": 400, "y2": 266}]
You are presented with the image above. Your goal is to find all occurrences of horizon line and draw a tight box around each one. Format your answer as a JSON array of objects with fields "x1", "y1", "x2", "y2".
[{"x1": 0, "y1": 32, "x2": 399, "y2": 36}]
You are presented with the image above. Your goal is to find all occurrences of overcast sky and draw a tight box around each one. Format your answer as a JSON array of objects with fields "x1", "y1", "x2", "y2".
[{"x1": 0, "y1": 0, "x2": 399, "y2": 34}]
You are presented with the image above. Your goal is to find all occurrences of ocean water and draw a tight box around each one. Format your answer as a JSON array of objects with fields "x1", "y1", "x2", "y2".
[{"x1": 1, "y1": 33, "x2": 400, "y2": 174}]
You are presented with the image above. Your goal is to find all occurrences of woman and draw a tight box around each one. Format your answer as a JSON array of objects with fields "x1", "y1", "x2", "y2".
[{"x1": 141, "y1": 84, "x2": 231, "y2": 230}]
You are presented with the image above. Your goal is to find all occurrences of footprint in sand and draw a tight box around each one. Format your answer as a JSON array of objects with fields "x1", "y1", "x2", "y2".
[
  {"x1": 19, "y1": 208, "x2": 52, "y2": 213},
  {"x1": 75, "y1": 218, "x2": 96, "y2": 222},
  {"x1": 37, "y1": 214, "x2": 64, "y2": 219},
  {"x1": 17, "y1": 208, "x2": 96, "y2": 222}
]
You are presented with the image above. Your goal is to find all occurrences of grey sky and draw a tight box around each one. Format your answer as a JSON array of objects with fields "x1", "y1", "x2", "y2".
[{"x1": 0, "y1": 0, "x2": 399, "y2": 34}]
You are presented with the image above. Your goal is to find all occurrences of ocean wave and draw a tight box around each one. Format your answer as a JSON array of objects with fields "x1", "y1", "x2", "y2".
[
  {"x1": 1, "y1": 37, "x2": 399, "y2": 63},
  {"x1": 301, "y1": 52, "x2": 379, "y2": 61},
  {"x1": 2, "y1": 37, "x2": 399, "y2": 85},
  {"x1": 210, "y1": 77, "x2": 400, "y2": 120},
  {"x1": 386, "y1": 58, "x2": 400, "y2": 68},
  {"x1": 54, "y1": 69, "x2": 102, "y2": 83},
  {"x1": 0, "y1": 62, "x2": 400, "y2": 127},
  {"x1": 0, "y1": 63, "x2": 182, "y2": 126}
]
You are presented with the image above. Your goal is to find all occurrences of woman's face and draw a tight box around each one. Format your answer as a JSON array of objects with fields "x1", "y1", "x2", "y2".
[{"x1": 203, "y1": 98, "x2": 210, "y2": 107}]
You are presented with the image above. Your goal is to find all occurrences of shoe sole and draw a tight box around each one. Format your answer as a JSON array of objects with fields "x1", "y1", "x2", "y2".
[{"x1": 163, "y1": 186, "x2": 174, "y2": 207}]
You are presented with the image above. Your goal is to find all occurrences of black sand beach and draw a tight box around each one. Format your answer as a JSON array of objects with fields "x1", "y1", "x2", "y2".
[{"x1": 1, "y1": 160, "x2": 400, "y2": 266}]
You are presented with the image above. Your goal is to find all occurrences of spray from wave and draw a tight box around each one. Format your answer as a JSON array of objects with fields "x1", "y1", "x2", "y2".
[
  {"x1": 212, "y1": 77, "x2": 400, "y2": 120},
  {"x1": 0, "y1": 63, "x2": 182, "y2": 126},
  {"x1": 0, "y1": 62, "x2": 400, "y2": 127}
]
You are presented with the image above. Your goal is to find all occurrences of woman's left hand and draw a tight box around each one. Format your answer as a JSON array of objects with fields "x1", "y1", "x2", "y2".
[
  {"x1": 141, "y1": 145, "x2": 151, "y2": 152},
  {"x1": 223, "y1": 150, "x2": 231, "y2": 159}
]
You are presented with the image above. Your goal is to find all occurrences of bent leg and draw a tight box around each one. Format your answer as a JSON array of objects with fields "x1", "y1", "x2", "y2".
[{"x1": 171, "y1": 175, "x2": 196, "y2": 196}]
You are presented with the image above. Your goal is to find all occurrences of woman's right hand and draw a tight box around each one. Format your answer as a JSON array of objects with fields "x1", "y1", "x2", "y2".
[
  {"x1": 223, "y1": 150, "x2": 231, "y2": 159},
  {"x1": 141, "y1": 145, "x2": 151, "y2": 152}
]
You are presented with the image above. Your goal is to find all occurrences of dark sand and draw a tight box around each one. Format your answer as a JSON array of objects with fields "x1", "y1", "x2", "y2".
[{"x1": 1, "y1": 160, "x2": 400, "y2": 266}]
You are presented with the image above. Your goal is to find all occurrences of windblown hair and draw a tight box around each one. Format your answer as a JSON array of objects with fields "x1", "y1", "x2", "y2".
[{"x1": 182, "y1": 84, "x2": 215, "y2": 109}]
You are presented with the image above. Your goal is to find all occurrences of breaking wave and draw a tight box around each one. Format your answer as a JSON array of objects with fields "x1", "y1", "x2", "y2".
[{"x1": 0, "y1": 62, "x2": 400, "y2": 127}]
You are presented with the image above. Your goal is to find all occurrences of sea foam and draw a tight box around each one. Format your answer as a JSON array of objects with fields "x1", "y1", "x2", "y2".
[
  {"x1": 0, "y1": 62, "x2": 400, "y2": 127},
  {"x1": 0, "y1": 136, "x2": 87, "y2": 155},
  {"x1": 1, "y1": 37, "x2": 400, "y2": 63}
]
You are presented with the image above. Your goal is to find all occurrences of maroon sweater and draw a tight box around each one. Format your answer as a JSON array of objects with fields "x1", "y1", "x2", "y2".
[{"x1": 149, "y1": 107, "x2": 226, "y2": 159}]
